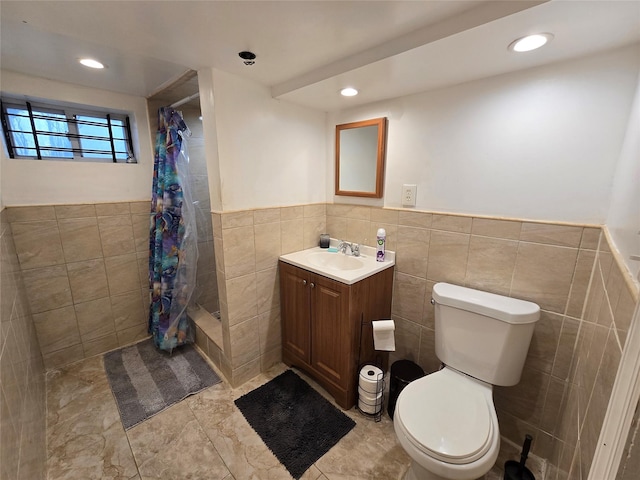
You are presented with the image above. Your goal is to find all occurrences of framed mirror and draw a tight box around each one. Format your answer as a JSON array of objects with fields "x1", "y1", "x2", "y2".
[{"x1": 335, "y1": 117, "x2": 387, "y2": 198}]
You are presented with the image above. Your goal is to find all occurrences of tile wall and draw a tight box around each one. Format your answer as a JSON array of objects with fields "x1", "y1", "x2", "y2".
[
  {"x1": 4, "y1": 200, "x2": 638, "y2": 480},
  {"x1": 0, "y1": 208, "x2": 47, "y2": 479},
  {"x1": 6, "y1": 203, "x2": 151, "y2": 369}
]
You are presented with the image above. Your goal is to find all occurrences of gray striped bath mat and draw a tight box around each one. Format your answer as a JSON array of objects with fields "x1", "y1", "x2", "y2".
[{"x1": 104, "y1": 339, "x2": 221, "y2": 429}]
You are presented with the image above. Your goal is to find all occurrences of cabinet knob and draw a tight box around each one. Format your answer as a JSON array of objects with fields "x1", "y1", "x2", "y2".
[
  {"x1": 302, "y1": 280, "x2": 307, "y2": 285},
  {"x1": 310, "y1": 282, "x2": 315, "y2": 288}
]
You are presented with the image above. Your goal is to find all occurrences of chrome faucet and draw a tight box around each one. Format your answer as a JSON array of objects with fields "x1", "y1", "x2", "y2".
[{"x1": 337, "y1": 240, "x2": 360, "y2": 257}]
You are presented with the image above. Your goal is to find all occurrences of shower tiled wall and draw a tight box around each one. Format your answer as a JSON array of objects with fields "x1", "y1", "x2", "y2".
[
  {"x1": 6, "y1": 202, "x2": 150, "y2": 368},
  {"x1": 0, "y1": 208, "x2": 47, "y2": 478}
]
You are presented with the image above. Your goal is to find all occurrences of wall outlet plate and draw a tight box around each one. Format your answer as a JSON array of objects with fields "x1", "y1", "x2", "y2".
[{"x1": 402, "y1": 184, "x2": 417, "y2": 207}]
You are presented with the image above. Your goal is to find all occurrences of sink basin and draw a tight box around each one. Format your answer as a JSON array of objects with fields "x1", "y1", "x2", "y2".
[
  {"x1": 279, "y1": 241, "x2": 395, "y2": 285},
  {"x1": 307, "y1": 251, "x2": 364, "y2": 271}
]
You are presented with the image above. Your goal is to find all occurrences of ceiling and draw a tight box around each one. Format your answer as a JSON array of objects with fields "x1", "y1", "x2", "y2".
[{"x1": 1, "y1": 1, "x2": 639, "y2": 111}]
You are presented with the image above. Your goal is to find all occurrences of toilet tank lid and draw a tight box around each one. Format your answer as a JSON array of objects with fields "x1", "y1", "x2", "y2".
[{"x1": 432, "y1": 283, "x2": 540, "y2": 324}]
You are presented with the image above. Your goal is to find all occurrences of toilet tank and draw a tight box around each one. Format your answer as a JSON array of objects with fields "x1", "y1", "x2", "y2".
[{"x1": 432, "y1": 283, "x2": 540, "y2": 387}]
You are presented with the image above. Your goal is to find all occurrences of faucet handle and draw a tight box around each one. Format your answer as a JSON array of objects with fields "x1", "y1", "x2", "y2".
[{"x1": 352, "y1": 244, "x2": 360, "y2": 256}]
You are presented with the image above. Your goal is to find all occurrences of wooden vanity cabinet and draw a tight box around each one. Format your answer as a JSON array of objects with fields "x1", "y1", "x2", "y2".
[{"x1": 279, "y1": 260, "x2": 394, "y2": 409}]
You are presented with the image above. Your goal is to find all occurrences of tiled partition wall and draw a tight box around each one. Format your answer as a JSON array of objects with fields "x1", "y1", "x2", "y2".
[
  {"x1": 203, "y1": 205, "x2": 326, "y2": 386},
  {"x1": 0, "y1": 209, "x2": 47, "y2": 478},
  {"x1": 6, "y1": 202, "x2": 151, "y2": 369}
]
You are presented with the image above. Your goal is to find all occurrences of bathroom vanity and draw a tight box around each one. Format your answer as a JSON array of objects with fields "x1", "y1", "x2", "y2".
[{"x1": 279, "y1": 242, "x2": 395, "y2": 409}]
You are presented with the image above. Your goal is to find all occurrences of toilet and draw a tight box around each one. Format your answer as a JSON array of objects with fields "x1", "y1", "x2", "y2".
[{"x1": 394, "y1": 282, "x2": 540, "y2": 480}]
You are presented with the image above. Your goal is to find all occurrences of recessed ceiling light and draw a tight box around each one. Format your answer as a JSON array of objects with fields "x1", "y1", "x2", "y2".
[
  {"x1": 79, "y1": 58, "x2": 105, "y2": 69},
  {"x1": 341, "y1": 87, "x2": 358, "y2": 97},
  {"x1": 509, "y1": 33, "x2": 553, "y2": 52}
]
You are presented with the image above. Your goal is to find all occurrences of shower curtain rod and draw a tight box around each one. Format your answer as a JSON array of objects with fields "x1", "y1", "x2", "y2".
[{"x1": 170, "y1": 93, "x2": 200, "y2": 109}]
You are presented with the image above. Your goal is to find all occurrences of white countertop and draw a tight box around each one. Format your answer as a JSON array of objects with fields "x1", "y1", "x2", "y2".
[{"x1": 279, "y1": 239, "x2": 395, "y2": 285}]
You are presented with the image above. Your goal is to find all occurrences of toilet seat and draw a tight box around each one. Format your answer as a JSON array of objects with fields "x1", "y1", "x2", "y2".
[{"x1": 395, "y1": 368, "x2": 494, "y2": 465}]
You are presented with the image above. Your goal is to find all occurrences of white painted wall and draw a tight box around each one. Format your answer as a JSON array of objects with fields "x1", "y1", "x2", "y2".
[
  {"x1": 209, "y1": 68, "x2": 326, "y2": 211},
  {"x1": 328, "y1": 44, "x2": 640, "y2": 224},
  {"x1": 606, "y1": 74, "x2": 640, "y2": 288},
  {"x1": 0, "y1": 70, "x2": 154, "y2": 206}
]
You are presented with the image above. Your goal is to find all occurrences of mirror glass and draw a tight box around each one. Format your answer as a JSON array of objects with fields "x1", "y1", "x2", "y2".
[{"x1": 335, "y1": 117, "x2": 387, "y2": 198}]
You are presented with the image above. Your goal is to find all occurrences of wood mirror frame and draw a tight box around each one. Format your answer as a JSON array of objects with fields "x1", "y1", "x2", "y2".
[{"x1": 335, "y1": 117, "x2": 387, "y2": 198}]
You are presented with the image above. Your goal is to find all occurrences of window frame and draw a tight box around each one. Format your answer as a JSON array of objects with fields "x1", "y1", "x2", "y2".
[{"x1": 0, "y1": 97, "x2": 136, "y2": 163}]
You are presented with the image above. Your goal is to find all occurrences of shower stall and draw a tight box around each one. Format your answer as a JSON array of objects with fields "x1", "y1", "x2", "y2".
[{"x1": 147, "y1": 71, "x2": 221, "y2": 345}]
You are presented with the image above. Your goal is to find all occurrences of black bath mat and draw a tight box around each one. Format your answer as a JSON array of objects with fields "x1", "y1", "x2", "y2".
[
  {"x1": 104, "y1": 339, "x2": 221, "y2": 429},
  {"x1": 235, "y1": 369, "x2": 356, "y2": 479}
]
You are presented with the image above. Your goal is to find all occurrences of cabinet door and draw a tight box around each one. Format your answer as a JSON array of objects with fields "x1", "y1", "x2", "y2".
[
  {"x1": 310, "y1": 275, "x2": 350, "y2": 387},
  {"x1": 280, "y1": 262, "x2": 311, "y2": 364}
]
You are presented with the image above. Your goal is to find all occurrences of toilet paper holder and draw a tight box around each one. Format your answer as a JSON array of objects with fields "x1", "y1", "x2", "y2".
[{"x1": 356, "y1": 318, "x2": 387, "y2": 422}]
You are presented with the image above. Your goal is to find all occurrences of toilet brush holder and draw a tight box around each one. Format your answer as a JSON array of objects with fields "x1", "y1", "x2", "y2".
[{"x1": 504, "y1": 434, "x2": 535, "y2": 480}]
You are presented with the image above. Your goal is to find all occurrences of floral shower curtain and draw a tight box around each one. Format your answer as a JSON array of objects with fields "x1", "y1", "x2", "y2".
[{"x1": 148, "y1": 107, "x2": 198, "y2": 352}]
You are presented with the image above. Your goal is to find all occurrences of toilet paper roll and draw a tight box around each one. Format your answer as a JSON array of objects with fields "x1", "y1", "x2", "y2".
[
  {"x1": 358, "y1": 396, "x2": 382, "y2": 415},
  {"x1": 359, "y1": 365, "x2": 383, "y2": 394},
  {"x1": 358, "y1": 386, "x2": 383, "y2": 402},
  {"x1": 372, "y1": 319, "x2": 396, "y2": 351}
]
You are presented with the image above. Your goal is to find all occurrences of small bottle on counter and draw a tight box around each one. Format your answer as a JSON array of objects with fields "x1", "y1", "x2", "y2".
[{"x1": 376, "y1": 228, "x2": 386, "y2": 262}]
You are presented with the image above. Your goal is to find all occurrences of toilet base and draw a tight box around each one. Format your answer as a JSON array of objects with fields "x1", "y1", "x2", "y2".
[{"x1": 404, "y1": 460, "x2": 451, "y2": 480}]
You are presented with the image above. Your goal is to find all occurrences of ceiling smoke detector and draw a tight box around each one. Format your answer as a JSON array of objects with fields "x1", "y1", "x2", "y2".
[{"x1": 238, "y1": 51, "x2": 256, "y2": 65}]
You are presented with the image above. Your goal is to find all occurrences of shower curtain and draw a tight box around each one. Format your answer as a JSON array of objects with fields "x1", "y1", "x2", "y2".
[{"x1": 148, "y1": 107, "x2": 198, "y2": 352}]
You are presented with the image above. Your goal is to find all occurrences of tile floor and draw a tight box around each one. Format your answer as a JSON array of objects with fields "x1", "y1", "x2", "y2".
[{"x1": 46, "y1": 345, "x2": 506, "y2": 480}]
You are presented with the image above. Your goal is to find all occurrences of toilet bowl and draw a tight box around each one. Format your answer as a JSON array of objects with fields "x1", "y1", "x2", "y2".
[{"x1": 394, "y1": 367, "x2": 499, "y2": 480}]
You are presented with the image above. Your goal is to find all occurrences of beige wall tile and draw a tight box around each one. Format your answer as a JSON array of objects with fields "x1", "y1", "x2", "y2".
[
  {"x1": 230, "y1": 357, "x2": 261, "y2": 388},
  {"x1": 302, "y1": 203, "x2": 326, "y2": 219},
  {"x1": 7, "y1": 206, "x2": 55, "y2": 223},
  {"x1": 254, "y1": 223, "x2": 281, "y2": 271},
  {"x1": 105, "y1": 253, "x2": 140, "y2": 295},
  {"x1": 395, "y1": 226, "x2": 429, "y2": 278},
  {"x1": 213, "y1": 237, "x2": 225, "y2": 271},
  {"x1": 33, "y1": 306, "x2": 80, "y2": 354},
  {"x1": 471, "y1": 218, "x2": 522, "y2": 240},
  {"x1": 257, "y1": 308, "x2": 281, "y2": 354},
  {"x1": 417, "y1": 327, "x2": 440, "y2": 374},
  {"x1": 369, "y1": 223, "x2": 397, "y2": 251},
  {"x1": 370, "y1": 208, "x2": 399, "y2": 225},
  {"x1": 566, "y1": 250, "x2": 597, "y2": 319},
  {"x1": 75, "y1": 297, "x2": 115, "y2": 341},
  {"x1": 280, "y1": 219, "x2": 304, "y2": 255},
  {"x1": 280, "y1": 206, "x2": 304, "y2": 221},
  {"x1": 260, "y1": 346, "x2": 282, "y2": 372},
  {"x1": 426, "y1": 231, "x2": 470, "y2": 284},
  {"x1": 580, "y1": 227, "x2": 601, "y2": 250},
  {"x1": 129, "y1": 201, "x2": 149, "y2": 214},
  {"x1": 511, "y1": 243, "x2": 579, "y2": 313},
  {"x1": 391, "y1": 273, "x2": 426, "y2": 324},
  {"x1": 552, "y1": 317, "x2": 580, "y2": 381},
  {"x1": 54, "y1": 204, "x2": 97, "y2": 219},
  {"x1": 82, "y1": 333, "x2": 119, "y2": 357},
  {"x1": 132, "y1": 214, "x2": 149, "y2": 253},
  {"x1": 494, "y1": 366, "x2": 548, "y2": 425},
  {"x1": 66, "y1": 259, "x2": 109, "y2": 304},
  {"x1": 398, "y1": 211, "x2": 432, "y2": 228},
  {"x1": 327, "y1": 204, "x2": 370, "y2": 220},
  {"x1": 520, "y1": 223, "x2": 584, "y2": 248},
  {"x1": 465, "y1": 236, "x2": 518, "y2": 296},
  {"x1": 256, "y1": 267, "x2": 279, "y2": 315},
  {"x1": 98, "y1": 215, "x2": 135, "y2": 257},
  {"x1": 226, "y1": 273, "x2": 257, "y2": 327},
  {"x1": 526, "y1": 310, "x2": 563, "y2": 374},
  {"x1": 325, "y1": 216, "x2": 347, "y2": 243},
  {"x1": 344, "y1": 218, "x2": 369, "y2": 246},
  {"x1": 221, "y1": 211, "x2": 253, "y2": 229},
  {"x1": 222, "y1": 226, "x2": 255, "y2": 279},
  {"x1": 22, "y1": 265, "x2": 72, "y2": 314},
  {"x1": 211, "y1": 213, "x2": 222, "y2": 239},
  {"x1": 431, "y1": 214, "x2": 472, "y2": 233},
  {"x1": 95, "y1": 202, "x2": 130, "y2": 216},
  {"x1": 304, "y1": 216, "x2": 327, "y2": 249},
  {"x1": 12, "y1": 221, "x2": 65, "y2": 269},
  {"x1": 389, "y1": 316, "x2": 421, "y2": 365},
  {"x1": 58, "y1": 217, "x2": 103, "y2": 262},
  {"x1": 116, "y1": 325, "x2": 149, "y2": 347},
  {"x1": 540, "y1": 377, "x2": 567, "y2": 434},
  {"x1": 253, "y1": 208, "x2": 280, "y2": 225},
  {"x1": 229, "y1": 317, "x2": 260, "y2": 367},
  {"x1": 111, "y1": 291, "x2": 145, "y2": 331}
]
